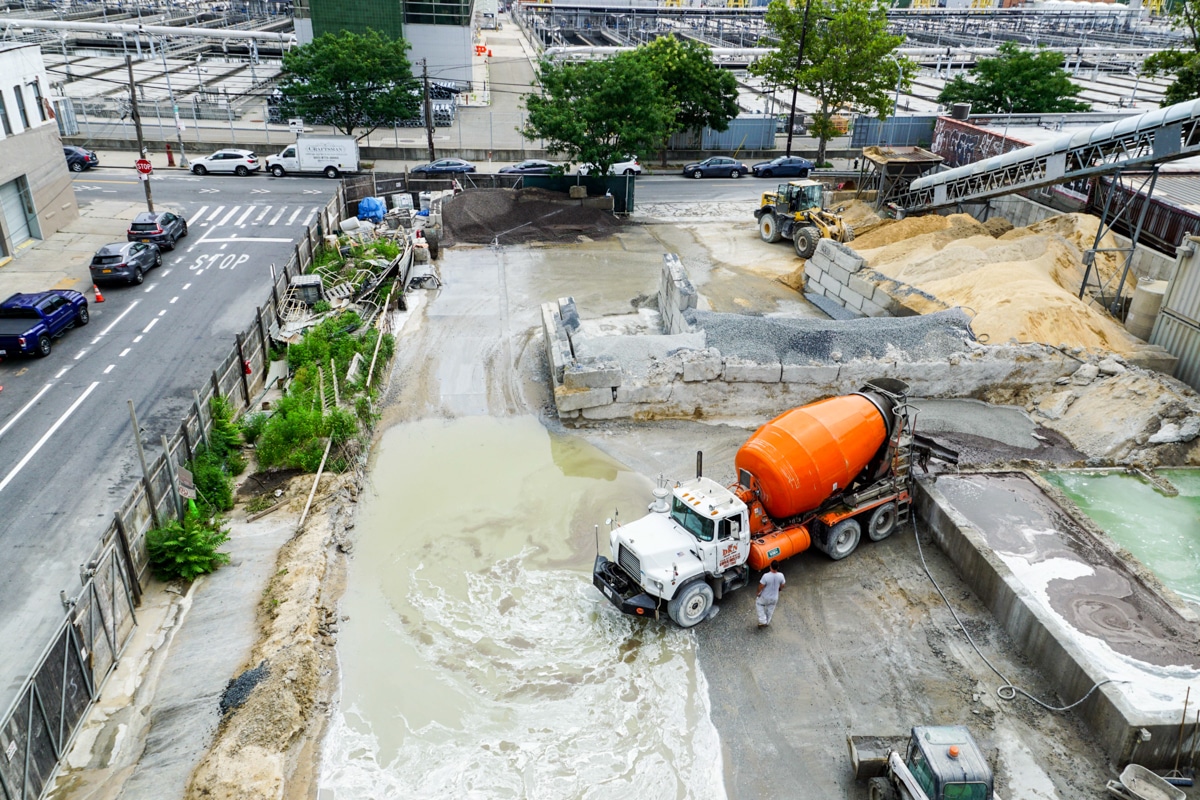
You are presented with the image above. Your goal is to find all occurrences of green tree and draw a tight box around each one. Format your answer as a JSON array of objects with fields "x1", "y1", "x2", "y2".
[
  {"x1": 937, "y1": 42, "x2": 1089, "y2": 114},
  {"x1": 634, "y1": 37, "x2": 740, "y2": 162},
  {"x1": 522, "y1": 53, "x2": 676, "y2": 176},
  {"x1": 279, "y1": 30, "x2": 421, "y2": 137},
  {"x1": 1143, "y1": 0, "x2": 1200, "y2": 106},
  {"x1": 752, "y1": 0, "x2": 912, "y2": 164}
]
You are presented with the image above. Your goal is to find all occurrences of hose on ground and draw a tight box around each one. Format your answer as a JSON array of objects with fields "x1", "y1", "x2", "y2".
[{"x1": 911, "y1": 516, "x2": 1124, "y2": 712}]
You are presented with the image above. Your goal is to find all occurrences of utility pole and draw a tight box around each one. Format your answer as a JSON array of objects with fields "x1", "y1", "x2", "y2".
[
  {"x1": 422, "y1": 58, "x2": 435, "y2": 162},
  {"x1": 784, "y1": 0, "x2": 814, "y2": 157},
  {"x1": 157, "y1": 38, "x2": 188, "y2": 167},
  {"x1": 126, "y1": 55, "x2": 154, "y2": 213}
]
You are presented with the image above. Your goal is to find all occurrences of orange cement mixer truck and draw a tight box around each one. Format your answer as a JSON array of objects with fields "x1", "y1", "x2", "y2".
[{"x1": 592, "y1": 380, "x2": 958, "y2": 627}]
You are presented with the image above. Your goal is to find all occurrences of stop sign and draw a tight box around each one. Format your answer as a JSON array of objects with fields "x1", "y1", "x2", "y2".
[{"x1": 135, "y1": 159, "x2": 152, "y2": 175}]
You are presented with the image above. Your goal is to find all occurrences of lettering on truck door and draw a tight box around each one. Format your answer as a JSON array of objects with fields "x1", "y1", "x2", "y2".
[{"x1": 716, "y1": 518, "x2": 741, "y2": 571}]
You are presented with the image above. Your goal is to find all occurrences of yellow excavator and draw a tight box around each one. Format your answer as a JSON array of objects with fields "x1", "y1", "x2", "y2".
[{"x1": 754, "y1": 179, "x2": 854, "y2": 259}]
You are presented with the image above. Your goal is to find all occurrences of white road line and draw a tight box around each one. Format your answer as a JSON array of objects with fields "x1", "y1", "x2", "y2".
[
  {"x1": 206, "y1": 205, "x2": 225, "y2": 223},
  {"x1": 103, "y1": 364, "x2": 115, "y2": 374},
  {"x1": 158, "y1": 309, "x2": 166, "y2": 316},
  {"x1": 144, "y1": 284, "x2": 156, "y2": 292},
  {"x1": 254, "y1": 206, "x2": 271, "y2": 223},
  {"x1": 0, "y1": 383, "x2": 52, "y2": 442},
  {"x1": 194, "y1": 205, "x2": 210, "y2": 220},
  {"x1": 198, "y1": 236, "x2": 295, "y2": 244},
  {"x1": 54, "y1": 367, "x2": 69, "y2": 378},
  {"x1": 287, "y1": 207, "x2": 302, "y2": 225},
  {"x1": 133, "y1": 335, "x2": 143, "y2": 343},
  {"x1": 170, "y1": 296, "x2": 179, "y2": 304},
  {"x1": 91, "y1": 335, "x2": 101, "y2": 344},
  {"x1": 142, "y1": 318, "x2": 159, "y2": 333},
  {"x1": 268, "y1": 206, "x2": 286, "y2": 225},
  {"x1": 182, "y1": 283, "x2": 191, "y2": 290},
  {"x1": 217, "y1": 206, "x2": 241, "y2": 227},
  {"x1": 73, "y1": 349, "x2": 88, "y2": 360},
  {"x1": 161, "y1": 269, "x2": 171, "y2": 276},
  {"x1": 235, "y1": 206, "x2": 256, "y2": 227},
  {"x1": 301, "y1": 207, "x2": 316, "y2": 226},
  {"x1": 119, "y1": 348, "x2": 131, "y2": 356},
  {"x1": 99, "y1": 300, "x2": 140, "y2": 336},
  {"x1": 0, "y1": 382, "x2": 99, "y2": 493}
]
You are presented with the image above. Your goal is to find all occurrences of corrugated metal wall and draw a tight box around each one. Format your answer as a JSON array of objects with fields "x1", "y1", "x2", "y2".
[
  {"x1": 668, "y1": 116, "x2": 776, "y2": 151},
  {"x1": 1151, "y1": 241, "x2": 1200, "y2": 391},
  {"x1": 851, "y1": 116, "x2": 938, "y2": 149}
]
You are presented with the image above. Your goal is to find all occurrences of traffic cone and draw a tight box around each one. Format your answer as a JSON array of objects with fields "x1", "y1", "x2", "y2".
[{"x1": 93, "y1": 284, "x2": 105, "y2": 303}]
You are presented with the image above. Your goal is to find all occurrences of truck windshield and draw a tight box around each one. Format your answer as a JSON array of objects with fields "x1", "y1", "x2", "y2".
[
  {"x1": 671, "y1": 497, "x2": 714, "y2": 542},
  {"x1": 943, "y1": 783, "x2": 989, "y2": 800}
]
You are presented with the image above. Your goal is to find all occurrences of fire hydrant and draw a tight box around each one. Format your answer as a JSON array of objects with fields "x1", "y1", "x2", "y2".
[{"x1": 165, "y1": 143, "x2": 175, "y2": 167}]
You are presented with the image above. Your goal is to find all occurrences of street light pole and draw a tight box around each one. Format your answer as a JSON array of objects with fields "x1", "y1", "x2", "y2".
[
  {"x1": 784, "y1": 0, "x2": 814, "y2": 157},
  {"x1": 158, "y1": 37, "x2": 189, "y2": 167},
  {"x1": 126, "y1": 55, "x2": 154, "y2": 213}
]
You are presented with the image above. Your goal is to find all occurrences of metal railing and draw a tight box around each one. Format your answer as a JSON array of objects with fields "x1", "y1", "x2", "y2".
[{"x1": 0, "y1": 186, "x2": 347, "y2": 800}]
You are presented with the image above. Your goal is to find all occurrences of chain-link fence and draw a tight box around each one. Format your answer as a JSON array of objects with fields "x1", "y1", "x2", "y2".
[{"x1": 0, "y1": 186, "x2": 347, "y2": 800}]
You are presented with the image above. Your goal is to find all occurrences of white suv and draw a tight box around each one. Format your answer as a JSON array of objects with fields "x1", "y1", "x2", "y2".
[
  {"x1": 577, "y1": 156, "x2": 642, "y2": 176},
  {"x1": 190, "y1": 149, "x2": 261, "y2": 176}
]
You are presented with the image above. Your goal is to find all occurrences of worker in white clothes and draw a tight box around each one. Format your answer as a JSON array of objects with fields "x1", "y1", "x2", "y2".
[{"x1": 756, "y1": 561, "x2": 785, "y2": 627}]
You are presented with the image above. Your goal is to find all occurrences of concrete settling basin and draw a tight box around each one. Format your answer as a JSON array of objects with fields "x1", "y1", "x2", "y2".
[{"x1": 917, "y1": 470, "x2": 1200, "y2": 769}]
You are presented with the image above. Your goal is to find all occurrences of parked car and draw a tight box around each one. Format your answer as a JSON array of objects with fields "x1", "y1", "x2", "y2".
[
  {"x1": 190, "y1": 149, "x2": 261, "y2": 176},
  {"x1": 498, "y1": 159, "x2": 560, "y2": 175},
  {"x1": 126, "y1": 210, "x2": 188, "y2": 250},
  {"x1": 64, "y1": 146, "x2": 99, "y2": 172},
  {"x1": 0, "y1": 290, "x2": 89, "y2": 359},
  {"x1": 90, "y1": 242, "x2": 162, "y2": 286},
  {"x1": 577, "y1": 156, "x2": 642, "y2": 176},
  {"x1": 410, "y1": 158, "x2": 477, "y2": 175},
  {"x1": 683, "y1": 156, "x2": 748, "y2": 179},
  {"x1": 751, "y1": 156, "x2": 815, "y2": 178}
]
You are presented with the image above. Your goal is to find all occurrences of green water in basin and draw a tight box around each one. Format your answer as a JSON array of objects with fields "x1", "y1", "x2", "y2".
[{"x1": 1043, "y1": 470, "x2": 1200, "y2": 606}]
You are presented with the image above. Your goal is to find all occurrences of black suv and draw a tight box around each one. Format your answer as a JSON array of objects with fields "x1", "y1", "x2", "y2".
[
  {"x1": 90, "y1": 242, "x2": 162, "y2": 285},
  {"x1": 126, "y1": 211, "x2": 188, "y2": 250}
]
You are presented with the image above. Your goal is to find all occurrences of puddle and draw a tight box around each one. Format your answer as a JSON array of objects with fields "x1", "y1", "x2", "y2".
[
  {"x1": 318, "y1": 416, "x2": 725, "y2": 799},
  {"x1": 1043, "y1": 469, "x2": 1200, "y2": 607}
]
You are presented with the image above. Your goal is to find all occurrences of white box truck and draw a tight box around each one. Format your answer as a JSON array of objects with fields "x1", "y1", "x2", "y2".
[{"x1": 266, "y1": 135, "x2": 360, "y2": 178}]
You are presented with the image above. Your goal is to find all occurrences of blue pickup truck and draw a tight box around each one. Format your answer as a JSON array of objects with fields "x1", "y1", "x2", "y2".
[{"x1": 0, "y1": 291, "x2": 90, "y2": 359}]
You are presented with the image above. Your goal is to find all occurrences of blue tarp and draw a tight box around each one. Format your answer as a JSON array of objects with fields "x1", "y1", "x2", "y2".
[{"x1": 357, "y1": 196, "x2": 386, "y2": 222}]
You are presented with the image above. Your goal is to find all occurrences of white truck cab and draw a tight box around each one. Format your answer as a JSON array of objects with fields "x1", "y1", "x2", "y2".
[{"x1": 594, "y1": 477, "x2": 751, "y2": 627}]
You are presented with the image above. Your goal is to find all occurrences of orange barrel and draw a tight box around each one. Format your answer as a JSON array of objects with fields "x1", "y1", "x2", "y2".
[
  {"x1": 748, "y1": 525, "x2": 811, "y2": 570},
  {"x1": 735, "y1": 393, "x2": 890, "y2": 520}
]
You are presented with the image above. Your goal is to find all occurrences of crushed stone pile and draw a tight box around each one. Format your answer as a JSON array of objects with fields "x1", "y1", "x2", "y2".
[
  {"x1": 687, "y1": 307, "x2": 974, "y2": 364},
  {"x1": 441, "y1": 188, "x2": 623, "y2": 245},
  {"x1": 850, "y1": 212, "x2": 1141, "y2": 354}
]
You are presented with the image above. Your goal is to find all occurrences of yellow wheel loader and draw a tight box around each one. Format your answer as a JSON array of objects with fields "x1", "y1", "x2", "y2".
[{"x1": 754, "y1": 179, "x2": 854, "y2": 259}]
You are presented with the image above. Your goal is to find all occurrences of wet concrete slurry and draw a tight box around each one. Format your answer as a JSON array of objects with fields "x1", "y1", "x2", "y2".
[{"x1": 937, "y1": 474, "x2": 1200, "y2": 712}]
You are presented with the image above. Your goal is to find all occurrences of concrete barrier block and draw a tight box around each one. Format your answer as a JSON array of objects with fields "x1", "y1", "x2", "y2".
[
  {"x1": 723, "y1": 357, "x2": 782, "y2": 383},
  {"x1": 832, "y1": 247, "x2": 864, "y2": 274},
  {"x1": 804, "y1": 262, "x2": 823, "y2": 282},
  {"x1": 681, "y1": 348, "x2": 722, "y2": 381},
  {"x1": 781, "y1": 363, "x2": 840, "y2": 383},
  {"x1": 563, "y1": 357, "x2": 623, "y2": 389},
  {"x1": 541, "y1": 303, "x2": 571, "y2": 385},
  {"x1": 616, "y1": 383, "x2": 673, "y2": 404},
  {"x1": 582, "y1": 196, "x2": 614, "y2": 211},
  {"x1": 555, "y1": 385, "x2": 613, "y2": 412},
  {"x1": 848, "y1": 274, "x2": 876, "y2": 299},
  {"x1": 557, "y1": 296, "x2": 580, "y2": 334},
  {"x1": 826, "y1": 262, "x2": 851, "y2": 285},
  {"x1": 860, "y1": 297, "x2": 890, "y2": 317},
  {"x1": 568, "y1": 185, "x2": 587, "y2": 199},
  {"x1": 842, "y1": 290, "x2": 865, "y2": 311}
]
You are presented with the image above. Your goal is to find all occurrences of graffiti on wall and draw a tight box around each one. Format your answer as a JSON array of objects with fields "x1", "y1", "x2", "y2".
[{"x1": 931, "y1": 118, "x2": 1029, "y2": 169}]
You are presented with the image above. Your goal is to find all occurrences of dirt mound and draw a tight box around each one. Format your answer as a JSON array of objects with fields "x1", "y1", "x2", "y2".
[{"x1": 441, "y1": 188, "x2": 624, "y2": 245}]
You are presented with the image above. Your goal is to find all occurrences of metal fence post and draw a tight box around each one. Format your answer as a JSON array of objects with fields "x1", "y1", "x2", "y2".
[
  {"x1": 236, "y1": 333, "x2": 251, "y2": 407},
  {"x1": 127, "y1": 400, "x2": 161, "y2": 530},
  {"x1": 193, "y1": 389, "x2": 210, "y2": 448},
  {"x1": 113, "y1": 512, "x2": 143, "y2": 603},
  {"x1": 161, "y1": 435, "x2": 184, "y2": 521}
]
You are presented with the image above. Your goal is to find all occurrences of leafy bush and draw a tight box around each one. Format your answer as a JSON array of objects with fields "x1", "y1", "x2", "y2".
[
  {"x1": 208, "y1": 396, "x2": 246, "y2": 475},
  {"x1": 313, "y1": 299, "x2": 332, "y2": 314},
  {"x1": 188, "y1": 446, "x2": 235, "y2": 513},
  {"x1": 147, "y1": 513, "x2": 231, "y2": 581},
  {"x1": 241, "y1": 411, "x2": 268, "y2": 445}
]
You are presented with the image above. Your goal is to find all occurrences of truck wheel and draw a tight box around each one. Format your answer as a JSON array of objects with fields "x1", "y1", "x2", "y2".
[
  {"x1": 842, "y1": 224, "x2": 855, "y2": 243},
  {"x1": 76, "y1": 306, "x2": 90, "y2": 326},
  {"x1": 668, "y1": 581, "x2": 714, "y2": 628},
  {"x1": 271, "y1": 164, "x2": 286, "y2": 177},
  {"x1": 868, "y1": 777, "x2": 898, "y2": 800},
  {"x1": 867, "y1": 502, "x2": 898, "y2": 542},
  {"x1": 824, "y1": 518, "x2": 861, "y2": 560},
  {"x1": 759, "y1": 213, "x2": 783, "y2": 243},
  {"x1": 36, "y1": 335, "x2": 51, "y2": 358},
  {"x1": 324, "y1": 166, "x2": 341, "y2": 179},
  {"x1": 793, "y1": 225, "x2": 819, "y2": 259}
]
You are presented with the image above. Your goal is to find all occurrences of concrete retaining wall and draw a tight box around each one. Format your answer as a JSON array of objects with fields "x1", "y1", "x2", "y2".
[
  {"x1": 803, "y1": 239, "x2": 942, "y2": 318},
  {"x1": 659, "y1": 254, "x2": 698, "y2": 335},
  {"x1": 916, "y1": 474, "x2": 1195, "y2": 768}
]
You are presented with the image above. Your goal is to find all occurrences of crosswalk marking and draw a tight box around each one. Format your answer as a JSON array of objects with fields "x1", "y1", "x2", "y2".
[
  {"x1": 254, "y1": 206, "x2": 271, "y2": 224},
  {"x1": 287, "y1": 207, "x2": 302, "y2": 225},
  {"x1": 217, "y1": 206, "x2": 241, "y2": 227},
  {"x1": 206, "y1": 205, "x2": 225, "y2": 222},
  {"x1": 194, "y1": 205, "x2": 210, "y2": 220},
  {"x1": 269, "y1": 206, "x2": 286, "y2": 225},
  {"x1": 235, "y1": 206, "x2": 256, "y2": 227},
  {"x1": 302, "y1": 207, "x2": 317, "y2": 226}
]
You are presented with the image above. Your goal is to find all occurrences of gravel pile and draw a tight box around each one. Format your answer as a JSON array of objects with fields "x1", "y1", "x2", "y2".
[
  {"x1": 441, "y1": 188, "x2": 623, "y2": 245},
  {"x1": 688, "y1": 307, "x2": 975, "y2": 364},
  {"x1": 219, "y1": 660, "x2": 269, "y2": 715}
]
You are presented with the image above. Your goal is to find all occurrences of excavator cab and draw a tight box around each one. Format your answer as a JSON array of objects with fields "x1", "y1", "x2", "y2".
[{"x1": 780, "y1": 181, "x2": 824, "y2": 213}]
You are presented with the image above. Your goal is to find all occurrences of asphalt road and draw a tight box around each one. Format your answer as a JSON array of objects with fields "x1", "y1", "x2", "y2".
[
  {"x1": 0, "y1": 170, "x2": 334, "y2": 706},
  {"x1": 628, "y1": 174, "x2": 772, "y2": 204}
]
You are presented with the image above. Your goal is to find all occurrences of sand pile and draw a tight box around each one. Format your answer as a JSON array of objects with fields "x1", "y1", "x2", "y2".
[
  {"x1": 851, "y1": 212, "x2": 1141, "y2": 354},
  {"x1": 441, "y1": 188, "x2": 623, "y2": 245},
  {"x1": 838, "y1": 199, "x2": 886, "y2": 238}
]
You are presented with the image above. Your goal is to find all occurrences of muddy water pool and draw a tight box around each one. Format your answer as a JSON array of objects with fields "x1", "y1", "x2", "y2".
[{"x1": 318, "y1": 416, "x2": 725, "y2": 799}]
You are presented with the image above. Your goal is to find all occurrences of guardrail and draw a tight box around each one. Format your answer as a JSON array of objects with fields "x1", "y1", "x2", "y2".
[{"x1": 0, "y1": 186, "x2": 347, "y2": 800}]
